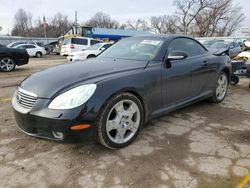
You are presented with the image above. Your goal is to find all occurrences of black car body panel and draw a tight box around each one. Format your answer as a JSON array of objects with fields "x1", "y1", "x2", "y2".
[
  {"x1": 21, "y1": 58, "x2": 148, "y2": 98},
  {"x1": 0, "y1": 47, "x2": 29, "y2": 66},
  {"x1": 12, "y1": 35, "x2": 232, "y2": 142}
]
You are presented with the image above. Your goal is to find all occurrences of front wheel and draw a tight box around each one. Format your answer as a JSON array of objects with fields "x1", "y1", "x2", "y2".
[
  {"x1": 97, "y1": 93, "x2": 144, "y2": 149},
  {"x1": 209, "y1": 72, "x2": 229, "y2": 103},
  {"x1": 0, "y1": 57, "x2": 16, "y2": 72}
]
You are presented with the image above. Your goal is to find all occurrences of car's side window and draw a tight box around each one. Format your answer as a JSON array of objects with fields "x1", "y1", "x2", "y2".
[
  {"x1": 168, "y1": 38, "x2": 207, "y2": 57},
  {"x1": 91, "y1": 40, "x2": 100, "y2": 45},
  {"x1": 27, "y1": 45, "x2": 35, "y2": 49},
  {"x1": 72, "y1": 38, "x2": 88, "y2": 45}
]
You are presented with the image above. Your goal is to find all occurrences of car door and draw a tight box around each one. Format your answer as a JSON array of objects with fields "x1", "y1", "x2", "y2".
[
  {"x1": 162, "y1": 37, "x2": 210, "y2": 107},
  {"x1": 24, "y1": 45, "x2": 36, "y2": 56},
  {"x1": 72, "y1": 38, "x2": 88, "y2": 51}
]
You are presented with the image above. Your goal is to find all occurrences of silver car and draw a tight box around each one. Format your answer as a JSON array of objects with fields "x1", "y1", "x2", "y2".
[{"x1": 208, "y1": 42, "x2": 241, "y2": 58}]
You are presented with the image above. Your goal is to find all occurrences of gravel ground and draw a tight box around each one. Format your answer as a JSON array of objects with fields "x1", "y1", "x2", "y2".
[{"x1": 0, "y1": 55, "x2": 250, "y2": 188}]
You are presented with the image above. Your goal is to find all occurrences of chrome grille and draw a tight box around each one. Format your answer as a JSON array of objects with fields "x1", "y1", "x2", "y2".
[{"x1": 16, "y1": 87, "x2": 38, "y2": 109}]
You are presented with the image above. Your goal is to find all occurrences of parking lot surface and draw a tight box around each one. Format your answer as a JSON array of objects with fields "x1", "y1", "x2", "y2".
[{"x1": 0, "y1": 56, "x2": 250, "y2": 188}]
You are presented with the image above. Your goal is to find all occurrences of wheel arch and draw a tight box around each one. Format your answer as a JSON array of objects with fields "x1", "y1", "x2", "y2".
[
  {"x1": 87, "y1": 54, "x2": 96, "y2": 58},
  {"x1": 98, "y1": 88, "x2": 148, "y2": 124},
  {"x1": 221, "y1": 67, "x2": 231, "y2": 82}
]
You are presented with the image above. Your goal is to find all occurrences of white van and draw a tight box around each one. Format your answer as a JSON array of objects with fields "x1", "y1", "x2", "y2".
[{"x1": 60, "y1": 37, "x2": 101, "y2": 56}]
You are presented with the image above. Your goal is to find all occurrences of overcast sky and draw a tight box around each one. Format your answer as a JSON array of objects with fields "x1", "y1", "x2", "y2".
[{"x1": 0, "y1": 0, "x2": 249, "y2": 34}]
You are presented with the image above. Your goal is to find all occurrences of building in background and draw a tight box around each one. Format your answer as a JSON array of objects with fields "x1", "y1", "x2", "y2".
[{"x1": 65, "y1": 26, "x2": 152, "y2": 41}]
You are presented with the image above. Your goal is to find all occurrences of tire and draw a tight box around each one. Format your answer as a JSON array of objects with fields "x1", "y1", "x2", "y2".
[
  {"x1": 209, "y1": 72, "x2": 229, "y2": 103},
  {"x1": 0, "y1": 57, "x2": 16, "y2": 72},
  {"x1": 230, "y1": 76, "x2": 239, "y2": 86},
  {"x1": 36, "y1": 52, "x2": 42, "y2": 58},
  {"x1": 97, "y1": 92, "x2": 144, "y2": 149},
  {"x1": 87, "y1": 55, "x2": 96, "y2": 59}
]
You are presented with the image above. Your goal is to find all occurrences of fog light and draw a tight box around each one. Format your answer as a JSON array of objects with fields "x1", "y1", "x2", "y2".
[{"x1": 52, "y1": 131, "x2": 64, "y2": 139}]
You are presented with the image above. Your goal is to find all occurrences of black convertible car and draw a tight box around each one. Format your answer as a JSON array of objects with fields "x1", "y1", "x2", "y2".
[
  {"x1": 0, "y1": 46, "x2": 29, "y2": 72},
  {"x1": 12, "y1": 35, "x2": 231, "y2": 149}
]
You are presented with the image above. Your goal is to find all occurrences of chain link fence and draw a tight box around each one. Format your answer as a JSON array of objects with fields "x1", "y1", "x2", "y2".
[{"x1": 0, "y1": 36, "x2": 58, "y2": 46}]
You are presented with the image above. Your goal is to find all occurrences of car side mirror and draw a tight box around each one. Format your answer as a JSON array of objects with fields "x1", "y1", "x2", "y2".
[
  {"x1": 167, "y1": 51, "x2": 188, "y2": 61},
  {"x1": 100, "y1": 47, "x2": 105, "y2": 51}
]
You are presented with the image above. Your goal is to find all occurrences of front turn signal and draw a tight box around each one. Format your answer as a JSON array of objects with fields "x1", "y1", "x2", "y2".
[{"x1": 70, "y1": 124, "x2": 91, "y2": 130}]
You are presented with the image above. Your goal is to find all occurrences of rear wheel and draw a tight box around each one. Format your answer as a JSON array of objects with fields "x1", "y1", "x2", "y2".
[
  {"x1": 97, "y1": 93, "x2": 144, "y2": 149},
  {"x1": 0, "y1": 57, "x2": 16, "y2": 72},
  {"x1": 209, "y1": 72, "x2": 228, "y2": 103},
  {"x1": 36, "y1": 52, "x2": 42, "y2": 58}
]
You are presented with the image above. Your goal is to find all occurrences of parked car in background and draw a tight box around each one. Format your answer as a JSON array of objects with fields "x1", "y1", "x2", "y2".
[
  {"x1": 67, "y1": 42, "x2": 114, "y2": 62},
  {"x1": 60, "y1": 37, "x2": 102, "y2": 56},
  {"x1": 7, "y1": 41, "x2": 37, "y2": 48},
  {"x1": 42, "y1": 42, "x2": 58, "y2": 54},
  {"x1": 243, "y1": 40, "x2": 250, "y2": 50},
  {"x1": 14, "y1": 44, "x2": 46, "y2": 58},
  {"x1": 0, "y1": 46, "x2": 29, "y2": 72},
  {"x1": 202, "y1": 40, "x2": 225, "y2": 48},
  {"x1": 208, "y1": 41, "x2": 241, "y2": 58},
  {"x1": 12, "y1": 35, "x2": 231, "y2": 149}
]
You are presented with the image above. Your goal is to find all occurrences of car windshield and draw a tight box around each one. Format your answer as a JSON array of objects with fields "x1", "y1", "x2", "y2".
[
  {"x1": 210, "y1": 42, "x2": 229, "y2": 48},
  {"x1": 98, "y1": 38, "x2": 164, "y2": 61},
  {"x1": 86, "y1": 43, "x2": 103, "y2": 50}
]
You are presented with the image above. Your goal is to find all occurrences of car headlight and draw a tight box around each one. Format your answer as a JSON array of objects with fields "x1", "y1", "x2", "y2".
[{"x1": 48, "y1": 84, "x2": 96, "y2": 110}]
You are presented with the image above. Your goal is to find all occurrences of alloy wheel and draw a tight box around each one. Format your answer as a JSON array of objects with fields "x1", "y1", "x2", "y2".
[
  {"x1": 216, "y1": 73, "x2": 228, "y2": 101},
  {"x1": 0, "y1": 58, "x2": 15, "y2": 72},
  {"x1": 106, "y1": 99, "x2": 141, "y2": 144}
]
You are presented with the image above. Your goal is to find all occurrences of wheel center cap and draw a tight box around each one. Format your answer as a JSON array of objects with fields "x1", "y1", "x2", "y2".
[{"x1": 120, "y1": 116, "x2": 129, "y2": 128}]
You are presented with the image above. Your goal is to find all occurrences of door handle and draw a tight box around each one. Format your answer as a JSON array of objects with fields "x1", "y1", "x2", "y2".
[{"x1": 202, "y1": 61, "x2": 208, "y2": 66}]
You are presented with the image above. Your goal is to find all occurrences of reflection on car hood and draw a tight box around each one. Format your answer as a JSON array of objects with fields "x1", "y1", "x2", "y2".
[{"x1": 20, "y1": 57, "x2": 148, "y2": 98}]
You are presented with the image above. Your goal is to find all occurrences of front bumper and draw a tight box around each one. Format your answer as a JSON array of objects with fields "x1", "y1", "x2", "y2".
[
  {"x1": 12, "y1": 93, "x2": 96, "y2": 143},
  {"x1": 13, "y1": 110, "x2": 95, "y2": 142}
]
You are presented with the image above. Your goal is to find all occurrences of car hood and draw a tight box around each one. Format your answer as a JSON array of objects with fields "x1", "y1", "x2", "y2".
[
  {"x1": 208, "y1": 47, "x2": 229, "y2": 55},
  {"x1": 20, "y1": 57, "x2": 148, "y2": 98}
]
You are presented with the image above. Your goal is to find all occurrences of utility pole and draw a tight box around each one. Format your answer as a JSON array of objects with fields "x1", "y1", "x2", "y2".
[
  {"x1": 75, "y1": 11, "x2": 78, "y2": 26},
  {"x1": 43, "y1": 16, "x2": 47, "y2": 39}
]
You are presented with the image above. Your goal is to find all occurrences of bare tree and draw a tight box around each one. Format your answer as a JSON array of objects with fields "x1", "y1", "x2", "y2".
[
  {"x1": 49, "y1": 13, "x2": 72, "y2": 37},
  {"x1": 85, "y1": 12, "x2": 119, "y2": 29},
  {"x1": 125, "y1": 19, "x2": 150, "y2": 31},
  {"x1": 194, "y1": 0, "x2": 245, "y2": 37},
  {"x1": 11, "y1": 9, "x2": 32, "y2": 36},
  {"x1": 150, "y1": 15, "x2": 177, "y2": 34},
  {"x1": 174, "y1": 0, "x2": 209, "y2": 35}
]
